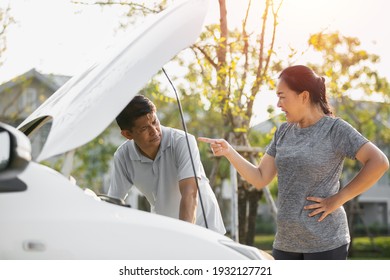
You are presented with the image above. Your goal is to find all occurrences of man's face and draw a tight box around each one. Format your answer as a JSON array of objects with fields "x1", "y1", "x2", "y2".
[{"x1": 124, "y1": 112, "x2": 162, "y2": 152}]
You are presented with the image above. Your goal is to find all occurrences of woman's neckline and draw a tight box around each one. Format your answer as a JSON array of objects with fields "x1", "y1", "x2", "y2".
[{"x1": 294, "y1": 115, "x2": 328, "y2": 130}]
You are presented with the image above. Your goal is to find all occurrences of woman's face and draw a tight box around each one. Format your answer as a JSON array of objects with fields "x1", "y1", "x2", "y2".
[{"x1": 276, "y1": 79, "x2": 306, "y2": 123}]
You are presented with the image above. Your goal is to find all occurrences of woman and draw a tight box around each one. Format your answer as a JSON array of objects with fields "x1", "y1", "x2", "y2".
[{"x1": 198, "y1": 65, "x2": 389, "y2": 260}]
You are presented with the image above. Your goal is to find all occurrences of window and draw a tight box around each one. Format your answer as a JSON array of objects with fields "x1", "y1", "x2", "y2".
[{"x1": 21, "y1": 88, "x2": 38, "y2": 112}]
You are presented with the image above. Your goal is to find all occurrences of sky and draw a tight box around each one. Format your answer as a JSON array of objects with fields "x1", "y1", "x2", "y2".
[{"x1": 1, "y1": 0, "x2": 389, "y2": 125}]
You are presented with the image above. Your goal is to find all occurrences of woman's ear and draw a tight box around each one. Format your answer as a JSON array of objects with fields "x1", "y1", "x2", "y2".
[
  {"x1": 301, "y1": 90, "x2": 310, "y2": 104},
  {"x1": 121, "y1": 130, "x2": 133, "y2": 140}
]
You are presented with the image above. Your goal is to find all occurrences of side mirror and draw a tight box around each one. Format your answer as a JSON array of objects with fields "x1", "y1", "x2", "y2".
[{"x1": 0, "y1": 122, "x2": 32, "y2": 180}]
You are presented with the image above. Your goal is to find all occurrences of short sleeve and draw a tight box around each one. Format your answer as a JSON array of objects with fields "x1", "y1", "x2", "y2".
[
  {"x1": 266, "y1": 123, "x2": 289, "y2": 158},
  {"x1": 266, "y1": 132, "x2": 277, "y2": 157},
  {"x1": 107, "y1": 150, "x2": 133, "y2": 199},
  {"x1": 331, "y1": 118, "x2": 369, "y2": 160},
  {"x1": 174, "y1": 133, "x2": 202, "y2": 180}
]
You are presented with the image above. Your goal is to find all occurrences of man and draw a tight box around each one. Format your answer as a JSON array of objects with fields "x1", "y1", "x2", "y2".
[{"x1": 108, "y1": 95, "x2": 226, "y2": 234}]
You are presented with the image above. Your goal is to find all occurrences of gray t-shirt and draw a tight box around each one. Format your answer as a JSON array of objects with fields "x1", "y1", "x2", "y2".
[
  {"x1": 108, "y1": 126, "x2": 226, "y2": 235},
  {"x1": 266, "y1": 116, "x2": 368, "y2": 253}
]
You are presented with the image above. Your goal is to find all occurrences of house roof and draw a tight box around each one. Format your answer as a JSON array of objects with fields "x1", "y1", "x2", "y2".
[{"x1": 0, "y1": 68, "x2": 70, "y2": 93}]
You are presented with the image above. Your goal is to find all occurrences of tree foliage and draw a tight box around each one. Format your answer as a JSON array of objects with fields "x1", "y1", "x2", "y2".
[
  {"x1": 189, "y1": 1, "x2": 283, "y2": 135},
  {"x1": 0, "y1": 4, "x2": 14, "y2": 67},
  {"x1": 72, "y1": 128, "x2": 118, "y2": 193}
]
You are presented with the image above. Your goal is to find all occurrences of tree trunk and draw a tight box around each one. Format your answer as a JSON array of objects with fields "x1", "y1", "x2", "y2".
[
  {"x1": 246, "y1": 188, "x2": 263, "y2": 246},
  {"x1": 237, "y1": 179, "x2": 248, "y2": 244}
]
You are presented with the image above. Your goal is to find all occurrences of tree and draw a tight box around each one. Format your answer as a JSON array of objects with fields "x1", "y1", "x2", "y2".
[{"x1": 0, "y1": 4, "x2": 13, "y2": 67}]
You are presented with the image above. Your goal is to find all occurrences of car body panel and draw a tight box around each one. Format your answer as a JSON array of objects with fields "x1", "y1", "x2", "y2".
[{"x1": 0, "y1": 162, "x2": 263, "y2": 259}]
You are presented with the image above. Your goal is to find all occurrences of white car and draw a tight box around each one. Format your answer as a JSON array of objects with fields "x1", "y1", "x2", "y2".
[{"x1": 0, "y1": 0, "x2": 272, "y2": 260}]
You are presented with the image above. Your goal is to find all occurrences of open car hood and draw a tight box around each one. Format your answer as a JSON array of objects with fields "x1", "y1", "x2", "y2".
[{"x1": 17, "y1": 0, "x2": 209, "y2": 162}]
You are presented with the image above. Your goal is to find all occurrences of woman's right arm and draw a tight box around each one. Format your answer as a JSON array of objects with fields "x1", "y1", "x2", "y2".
[{"x1": 198, "y1": 137, "x2": 277, "y2": 189}]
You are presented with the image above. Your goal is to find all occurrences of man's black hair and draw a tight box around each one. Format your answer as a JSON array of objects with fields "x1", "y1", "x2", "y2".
[{"x1": 116, "y1": 95, "x2": 156, "y2": 130}]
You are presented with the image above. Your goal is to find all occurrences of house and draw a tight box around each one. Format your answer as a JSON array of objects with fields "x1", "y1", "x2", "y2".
[
  {"x1": 251, "y1": 105, "x2": 390, "y2": 233},
  {"x1": 0, "y1": 68, "x2": 71, "y2": 127},
  {"x1": 0, "y1": 68, "x2": 71, "y2": 160}
]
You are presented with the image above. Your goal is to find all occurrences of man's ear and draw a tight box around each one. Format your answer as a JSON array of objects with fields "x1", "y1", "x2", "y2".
[{"x1": 121, "y1": 129, "x2": 133, "y2": 140}]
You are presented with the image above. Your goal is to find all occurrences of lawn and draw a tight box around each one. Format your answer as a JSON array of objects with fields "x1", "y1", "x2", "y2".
[
  {"x1": 253, "y1": 234, "x2": 390, "y2": 259},
  {"x1": 350, "y1": 236, "x2": 390, "y2": 259}
]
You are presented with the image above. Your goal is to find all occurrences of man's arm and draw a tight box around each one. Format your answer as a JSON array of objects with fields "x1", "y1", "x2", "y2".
[
  {"x1": 108, "y1": 155, "x2": 132, "y2": 199},
  {"x1": 178, "y1": 177, "x2": 198, "y2": 223}
]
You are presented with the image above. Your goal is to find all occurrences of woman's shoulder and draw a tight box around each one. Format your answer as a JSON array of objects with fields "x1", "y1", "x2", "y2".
[
  {"x1": 277, "y1": 121, "x2": 295, "y2": 133},
  {"x1": 324, "y1": 116, "x2": 355, "y2": 130},
  {"x1": 323, "y1": 116, "x2": 365, "y2": 141}
]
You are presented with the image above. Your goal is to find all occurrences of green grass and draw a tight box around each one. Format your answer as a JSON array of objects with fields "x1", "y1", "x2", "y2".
[
  {"x1": 350, "y1": 236, "x2": 390, "y2": 259},
  {"x1": 254, "y1": 234, "x2": 274, "y2": 251},
  {"x1": 253, "y1": 234, "x2": 390, "y2": 259}
]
